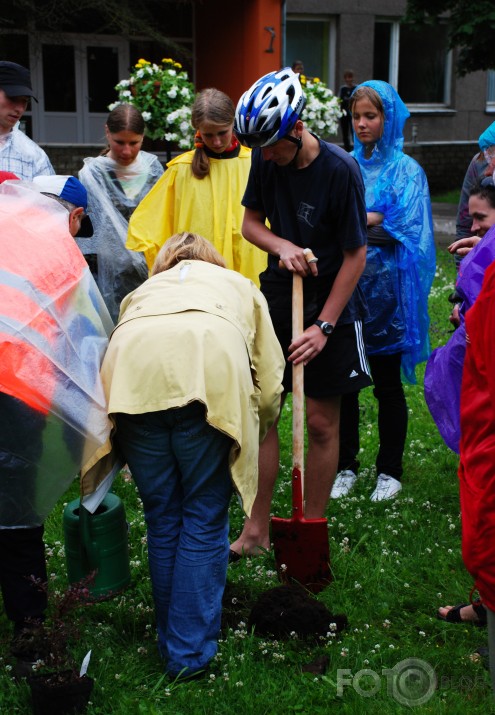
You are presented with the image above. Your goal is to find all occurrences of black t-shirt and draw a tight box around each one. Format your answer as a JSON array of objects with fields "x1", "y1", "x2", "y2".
[{"x1": 242, "y1": 139, "x2": 368, "y2": 324}]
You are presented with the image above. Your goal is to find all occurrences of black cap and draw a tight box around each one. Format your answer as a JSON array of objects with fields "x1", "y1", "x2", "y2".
[{"x1": 0, "y1": 61, "x2": 38, "y2": 102}]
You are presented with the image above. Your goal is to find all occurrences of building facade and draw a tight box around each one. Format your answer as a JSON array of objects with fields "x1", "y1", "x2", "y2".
[
  {"x1": 0, "y1": 0, "x2": 492, "y2": 187},
  {"x1": 286, "y1": 0, "x2": 494, "y2": 145}
]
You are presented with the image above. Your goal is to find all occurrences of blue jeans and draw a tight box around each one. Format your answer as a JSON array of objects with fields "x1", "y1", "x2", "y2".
[{"x1": 115, "y1": 402, "x2": 233, "y2": 677}]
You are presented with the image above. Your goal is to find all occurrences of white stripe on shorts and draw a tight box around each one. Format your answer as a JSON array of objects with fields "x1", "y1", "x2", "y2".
[{"x1": 354, "y1": 320, "x2": 370, "y2": 375}]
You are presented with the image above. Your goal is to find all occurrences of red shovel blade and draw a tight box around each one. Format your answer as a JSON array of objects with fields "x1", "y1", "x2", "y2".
[{"x1": 271, "y1": 514, "x2": 332, "y2": 594}]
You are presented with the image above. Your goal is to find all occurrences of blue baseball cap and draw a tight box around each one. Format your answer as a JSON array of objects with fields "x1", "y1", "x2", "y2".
[{"x1": 32, "y1": 175, "x2": 93, "y2": 237}]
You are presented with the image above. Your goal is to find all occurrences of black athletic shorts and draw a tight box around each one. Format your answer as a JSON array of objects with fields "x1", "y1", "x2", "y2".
[
  {"x1": 260, "y1": 274, "x2": 372, "y2": 398},
  {"x1": 275, "y1": 320, "x2": 372, "y2": 398}
]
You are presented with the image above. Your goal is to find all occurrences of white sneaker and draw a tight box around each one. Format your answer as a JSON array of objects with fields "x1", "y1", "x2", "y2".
[
  {"x1": 370, "y1": 474, "x2": 402, "y2": 502},
  {"x1": 330, "y1": 470, "x2": 357, "y2": 499}
]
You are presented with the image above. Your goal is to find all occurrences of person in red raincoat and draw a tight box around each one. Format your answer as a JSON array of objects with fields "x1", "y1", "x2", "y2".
[{"x1": 459, "y1": 258, "x2": 495, "y2": 693}]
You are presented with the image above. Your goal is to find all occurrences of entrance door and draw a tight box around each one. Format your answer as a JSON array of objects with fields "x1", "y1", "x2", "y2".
[{"x1": 31, "y1": 36, "x2": 129, "y2": 143}]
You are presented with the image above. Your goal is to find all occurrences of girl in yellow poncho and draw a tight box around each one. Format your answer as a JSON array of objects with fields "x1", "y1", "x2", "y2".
[{"x1": 127, "y1": 88, "x2": 267, "y2": 285}]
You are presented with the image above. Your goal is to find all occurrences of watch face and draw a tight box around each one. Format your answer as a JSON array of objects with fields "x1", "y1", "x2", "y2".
[{"x1": 316, "y1": 320, "x2": 334, "y2": 335}]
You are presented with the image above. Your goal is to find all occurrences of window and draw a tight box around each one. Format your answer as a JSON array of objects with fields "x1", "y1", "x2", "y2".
[
  {"x1": 374, "y1": 20, "x2": 451, "y2": 106},
  {"x1": 285, "y1": 16, "x2": 336, "y2": 87},
  {"x1": 42, "y1": 45, "x2": 76, "y2": 112}
]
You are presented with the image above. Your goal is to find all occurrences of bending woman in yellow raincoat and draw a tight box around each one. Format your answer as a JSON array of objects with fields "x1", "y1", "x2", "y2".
[{"x1": 127, "y1": 89, "x2": 266, "y2": 285}]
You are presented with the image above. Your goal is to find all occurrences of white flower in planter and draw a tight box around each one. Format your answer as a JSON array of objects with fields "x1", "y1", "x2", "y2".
[
  {"x1": 112, "y1": 58, "x2": 195, "y2": 144},
  {"x1": 300, "y1": 75, "x2": 343, "y2": 138}
]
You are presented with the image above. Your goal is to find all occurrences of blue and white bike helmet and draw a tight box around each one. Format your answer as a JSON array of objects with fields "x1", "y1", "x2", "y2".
[{"x1": 234, "y1": 67, "x2": 306, "y2": 148}]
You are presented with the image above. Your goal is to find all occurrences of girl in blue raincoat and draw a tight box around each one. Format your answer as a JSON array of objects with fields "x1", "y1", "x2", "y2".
[{"x1": 333, "y1": 80, "x2": 436, "y2": 502}]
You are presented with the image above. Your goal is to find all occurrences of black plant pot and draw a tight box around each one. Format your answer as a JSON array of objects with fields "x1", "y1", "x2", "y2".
[{"x1": 29, "y1": 671, "x2": 94, "y2": 715}]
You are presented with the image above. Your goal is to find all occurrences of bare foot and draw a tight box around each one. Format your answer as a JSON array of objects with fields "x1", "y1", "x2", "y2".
[{"x1": 230, "y1": 528, "x2": 271, "y2": 559}]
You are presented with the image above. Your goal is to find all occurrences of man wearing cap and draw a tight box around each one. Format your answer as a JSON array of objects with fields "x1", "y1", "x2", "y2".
[
  {"x1": 0, "y1": 173, "x2": 111, "y2": 666},
  {"x1": 32, "y1": 174, "x2": 94, "y2": 239},
  {"x1": 0, "y1": 61, "x2": 54, "y2": 179}
]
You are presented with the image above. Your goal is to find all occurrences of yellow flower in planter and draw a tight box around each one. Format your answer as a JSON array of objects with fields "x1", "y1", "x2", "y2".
[{"x1": 111, "y1": 58, "x2": 195, "y2": 147}]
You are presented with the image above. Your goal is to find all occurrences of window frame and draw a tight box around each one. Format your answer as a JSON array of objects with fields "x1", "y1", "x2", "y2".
[
  {"x1": 374, "y1": 18, "x2": 453, "y2": 110},
  {"x1": 487, "y1": 71, "x2": 495, "y2": 113},
  {"x1": 285, "y1": 14, "x2": 336, "y2": 89}
]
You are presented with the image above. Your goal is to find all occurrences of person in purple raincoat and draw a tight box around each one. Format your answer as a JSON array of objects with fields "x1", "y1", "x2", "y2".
[
  {"x1": 426, "y1": 180, "x2": 495, "y2": 627},
  {"x1": 425, "y1": 180, "x2": 495, "y2": 455}
]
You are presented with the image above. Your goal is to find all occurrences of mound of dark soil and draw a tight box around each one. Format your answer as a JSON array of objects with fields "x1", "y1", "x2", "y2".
[{"x1": 247, "y1": 584, "x2": 347, "y2": 640}]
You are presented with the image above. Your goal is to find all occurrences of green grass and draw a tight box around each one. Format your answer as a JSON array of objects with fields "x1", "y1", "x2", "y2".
[
  {"x1": 431, "y1": 190, "x2": 461, "y2": 205},
  {"x1": 2, "y1": 247, "x2": 493, "y2": 713}
]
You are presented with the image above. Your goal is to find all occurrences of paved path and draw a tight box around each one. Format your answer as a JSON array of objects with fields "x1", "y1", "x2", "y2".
[{"x1": 431, "y1": 202, "x2": 457, "y2": 248}]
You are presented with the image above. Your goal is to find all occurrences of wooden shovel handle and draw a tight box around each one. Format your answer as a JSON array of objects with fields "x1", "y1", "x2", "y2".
[{"x1": 292, "y1": 273, "x2": 304, "y2": 517}]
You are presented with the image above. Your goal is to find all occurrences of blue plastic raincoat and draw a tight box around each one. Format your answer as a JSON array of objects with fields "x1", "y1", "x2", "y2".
[{"x1": 352, "y1": 80, "x2": 436, "y2": 383}]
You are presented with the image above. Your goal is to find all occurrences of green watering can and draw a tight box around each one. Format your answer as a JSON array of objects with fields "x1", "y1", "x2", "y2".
[{"x1": 63, "y1": 492, "x2": 131, "y2": 599}]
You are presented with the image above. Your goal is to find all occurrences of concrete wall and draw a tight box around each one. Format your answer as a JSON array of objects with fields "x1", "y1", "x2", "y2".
[
  {"x1": 404, "y1": 141, "x2": 478, "y2": 194},
  {"x1": 43, "y1": 145, "x2": 105, "y2": 177}
]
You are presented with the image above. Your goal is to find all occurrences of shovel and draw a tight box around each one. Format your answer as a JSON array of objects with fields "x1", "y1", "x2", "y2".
[{"x1": 271, "y1": 268, "x2": 332, "y2": 594}]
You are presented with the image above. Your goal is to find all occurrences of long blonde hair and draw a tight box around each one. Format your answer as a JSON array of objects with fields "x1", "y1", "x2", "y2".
[
  {"x1": 191, "y1": 89, "x2": 235, "y2": 180},
  {"x1": 151, "y1": 232, "x2": 227, "y2": 275}
]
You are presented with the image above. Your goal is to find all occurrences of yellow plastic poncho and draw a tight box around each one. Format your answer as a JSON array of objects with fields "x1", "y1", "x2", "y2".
[{"x1": 126, "y1": 147, "x2": 267, "y2": 285}]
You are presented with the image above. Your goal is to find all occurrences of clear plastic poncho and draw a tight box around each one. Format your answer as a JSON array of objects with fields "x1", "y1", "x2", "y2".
[
  {"x1": 0, "y1": 181, "x2": 118, "y2": 527},
  {"x1": 352, "y1": 80, "x2": 436, "y2": 383},
  {"x1": 78, "y1": 151, "x2": 164, "y2": 321}
]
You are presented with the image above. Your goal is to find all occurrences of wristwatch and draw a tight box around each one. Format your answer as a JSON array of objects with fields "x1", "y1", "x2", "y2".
[{"x1": 314, "y1": 320, "x2": 334, "y2": 336}]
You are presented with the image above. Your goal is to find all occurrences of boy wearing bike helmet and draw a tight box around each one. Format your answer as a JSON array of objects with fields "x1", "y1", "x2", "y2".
[{"x1": 230, "y1": 67, "x2": 370, "y2": 560}]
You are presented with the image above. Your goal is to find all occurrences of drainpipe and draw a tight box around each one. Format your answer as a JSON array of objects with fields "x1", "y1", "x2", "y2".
[{"x1": 280, "y1": 0, "x2": 286, "y2": 67}]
